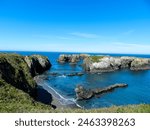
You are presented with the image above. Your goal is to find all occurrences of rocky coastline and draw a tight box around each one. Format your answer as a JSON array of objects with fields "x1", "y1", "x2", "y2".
[
  {"x1": 0, "y1": 53, "x2": 53, "y2": 112},
  {"x1": 1, "y1": 52, "x2": 150, "y2": 112},
  {"x1": 83, "y1": 56, "x2": 150, "y2": 73},
  {"x1": 57, "y1": 54, "x2": 150, "y2": 73}
]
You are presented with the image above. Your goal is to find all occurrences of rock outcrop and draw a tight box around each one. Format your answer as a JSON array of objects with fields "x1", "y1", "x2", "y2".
[
  {"x1": 57, "y1": 54, "x2": 89, "y2": 64},
  {"x1": 0, "y1": 53, "x2": 53, "y2": 112},
  {"x1": 0, "y1": 53, "x2": 36, "y2": 94},
  {"x1": 75, "y1": 83, "x2": 128, "y2": 100},
  {"x1": 83, "y1": 56, "x2": 150, "y2": 72},
  {"x1": 0, "y1": 53, "x2": 51, "y2": 95},
  {"x1": 57, "y1": 54, "x2": 71, "y2": 63},
  {"x1": 130, "y1": 58, "x2": 150, "y2": 70},
  {"x1": 79, "y1": 54, "x2": 90, "y2": 59},
  {"x1": 24, "y1": 55, "x2": 51, "y2": 77}
]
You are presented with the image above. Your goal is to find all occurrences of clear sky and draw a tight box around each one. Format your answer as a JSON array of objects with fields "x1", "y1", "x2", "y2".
[{"x1": 0, "y1": 0, "x2": 150, "y2": 54}]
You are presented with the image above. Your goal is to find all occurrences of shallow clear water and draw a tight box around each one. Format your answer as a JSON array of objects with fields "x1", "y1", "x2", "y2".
[{"x1": 2, "y1": 51, "x2": 150, "y2": 109}]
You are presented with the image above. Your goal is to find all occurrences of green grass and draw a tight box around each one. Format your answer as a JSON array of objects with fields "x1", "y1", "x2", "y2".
[
  {"x1": 0, "y1": 79, "x2": 53, "y2": 113},
  {"x1": 0, "y1": 80, "x2": 150, "y2": 113},
  {"x1": 0, "y1": 53, "x2": 36, "y2": 93},
  {"x1": 56, "y1": 104, "x2": 150, "y2": 113},
  {"x1": 1, "y1": 53, "x2": 150, "y2": 113},
  {"x1": 91, "y1": 56, "x2": 105, "y2": 62}
]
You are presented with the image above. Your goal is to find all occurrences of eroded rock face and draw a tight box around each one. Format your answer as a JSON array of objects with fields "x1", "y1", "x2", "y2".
[
  {"x1": 90, "y1": 57, "x2": 115, "y2": 72},
  {"x1": 24, "y1": 55, "x2": 51, "y2": 77},
  {"x1": 57, "y1": 54, "x2": 71, "y2": 63},
  {"x1": 75, "y1": 84, "x2": 128, "y2": 100},
  {"x1": 75, "y1": 85, "x2": 94, "y2": 100},
  {"x1": 0, "y1": 53, "x2": 36, "y2": 94},
  {"x1": 120, "y1": 57, "x2": 134, "y2": 68},
  {"x1": 83, "y1": 56, "x2": 150, "y2": 73},
  {"x1": 57, "y1": 54, "x2": 89, "y2": 64},
  {"x1": 83, "y1": 57, "x2": 93, "y2": 71},
  {"x1": 130, "y1": 58, "x2": 150, "y2": 70},
  {"x1": 0, "y1": 53, "x2": 52, "y2": 96}
]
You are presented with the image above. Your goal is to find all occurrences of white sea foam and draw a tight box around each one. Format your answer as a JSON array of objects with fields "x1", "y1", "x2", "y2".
[
  {"x1": 58, "y1": 75, "x2": 66, "y2": 78},
  {"x1": 36, "y1": 77, "x2": 82, "y2": 108}
]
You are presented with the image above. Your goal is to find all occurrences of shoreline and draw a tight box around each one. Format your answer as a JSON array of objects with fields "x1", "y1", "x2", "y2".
[{"x1": 34, "y1": 76, "x2": 81, "y2": 109}]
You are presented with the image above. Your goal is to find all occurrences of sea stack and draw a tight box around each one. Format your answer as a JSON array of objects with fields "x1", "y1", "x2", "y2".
[{"x1": 82, "y1": 56, "x2": 150, "y2": 73}]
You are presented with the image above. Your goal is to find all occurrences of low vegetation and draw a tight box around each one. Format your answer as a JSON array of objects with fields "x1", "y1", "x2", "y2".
[
  {"x1": 0, "y1": 53, "x2": 36, "y2": 94},
  {"x1": 58, "y1": 104, "x2": 150, "y2": 113},
  {"x1": 0, "y1": 79, "x2": 150, "y2": 113},
  {"x1": 0, "y1": 53, "x2": 53, "y2": 112},
  {"x1": 0, "y1": 79, "x2": 53, "y2": 113},
  {"x1": 91, "y1": 55, "x2": 105, "y2": 62},
  {"x1": 0, "y1": 53, "x2": 150, "y2": 113}
]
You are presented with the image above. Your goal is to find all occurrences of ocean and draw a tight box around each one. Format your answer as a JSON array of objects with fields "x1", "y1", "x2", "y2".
[{"x1": 2, "y1": 51, "x2": 150, "y2": 109}]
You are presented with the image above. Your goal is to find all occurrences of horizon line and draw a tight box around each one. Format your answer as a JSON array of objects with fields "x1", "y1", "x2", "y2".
[{"x1": 0, "y1": 50, "x2": 150, "y2": 55}]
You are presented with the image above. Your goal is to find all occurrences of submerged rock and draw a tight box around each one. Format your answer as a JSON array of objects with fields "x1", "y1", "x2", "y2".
[
  {"x1": 75, "y1": 83, "x2": 128, "y2": 100},
  {"x1": 67, "y1": 72, "x2": 84, "y2": 77},
  {"x1": 49, "y1": 72, "x2": 60, "y2": 76}
]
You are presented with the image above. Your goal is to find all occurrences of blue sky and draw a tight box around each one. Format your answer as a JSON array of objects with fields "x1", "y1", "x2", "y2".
[{"x1": 0, "y1": 0, "x2": 150, "y2": 54}]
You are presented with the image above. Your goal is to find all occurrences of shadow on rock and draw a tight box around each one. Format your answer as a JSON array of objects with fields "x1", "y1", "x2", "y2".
[{"x1": 36, "y1": 86, "x2": 56, "y2": 109}]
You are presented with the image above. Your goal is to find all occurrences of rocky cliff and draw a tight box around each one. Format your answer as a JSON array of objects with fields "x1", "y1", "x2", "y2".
[
  {"x1": 25, "y1": 55, "x2": 51, "y2": 77},
  {"x1": 0, "y1": 53, "x2": 51, "y2": 94},
  {"x1": 83, "y1": 56, "x2": 150, "y2": 72},
  {"x1": 0, "y1": 53, "x2": 36, "y2": 95},
  {"x1": 0, "y1": 53, "x2": 52, "y2": 112}
]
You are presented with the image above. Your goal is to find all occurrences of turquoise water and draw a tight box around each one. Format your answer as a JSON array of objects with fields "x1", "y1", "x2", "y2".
[{"x1": 2, "y1": 51, "x2": 150, "y2": 109}]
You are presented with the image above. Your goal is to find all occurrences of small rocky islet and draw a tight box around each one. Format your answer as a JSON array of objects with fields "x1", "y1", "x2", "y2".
[
  {"x1": 57, "y1": 54, "x2": 150, "y2": 72},
  {"x1": 57, "y1": 54, "x2": 150, "y2": 100},
  {"x1": 0, "y1": 53, "x2": 150, "y2": 112}
]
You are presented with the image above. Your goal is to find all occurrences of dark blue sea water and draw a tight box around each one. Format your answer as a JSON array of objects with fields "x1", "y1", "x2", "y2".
[{"x1": 2, "y1": 51, "x2": 150, "y2": 109}]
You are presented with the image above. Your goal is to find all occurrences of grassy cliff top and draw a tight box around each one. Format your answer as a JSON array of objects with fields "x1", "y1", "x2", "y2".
[
  {"x1": 90, "y1": 55, "x2": 105, "y2": 62},
  {"x1": 0, "y1": 53, "x2": 36, "y2": 93}
]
